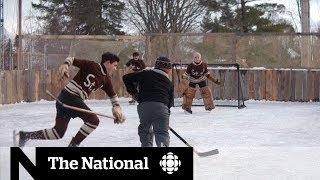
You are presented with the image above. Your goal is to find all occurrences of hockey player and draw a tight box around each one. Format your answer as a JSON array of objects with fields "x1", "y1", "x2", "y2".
[
  {"x1": 125, "y1": 52, "x2": 146, "y2": 105},
  {"x1": 181, "y1": 52, "x2": 221, "y2": 114},
  {"x1": 123, "y1": 56, "x2": 173, "y2": 147},
  {"x1": 125, "y1": 52, "x2": 146, "y2": 72},
  {"x1": 16, "y1": 52, "x2": 126, "y2": 147}
]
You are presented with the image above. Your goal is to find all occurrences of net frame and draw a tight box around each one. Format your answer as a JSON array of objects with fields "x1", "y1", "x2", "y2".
[{"x1": 172, "y1": 63, "x2": 246, "y2": 109}]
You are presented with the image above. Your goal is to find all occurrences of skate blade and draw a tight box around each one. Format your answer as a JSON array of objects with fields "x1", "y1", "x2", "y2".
[{"x1": 184, "y1": 110, "x2": 192, "y2": 114}]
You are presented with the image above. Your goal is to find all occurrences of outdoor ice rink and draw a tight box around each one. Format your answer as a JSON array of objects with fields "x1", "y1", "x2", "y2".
[{"x1": 0, "y1": 99, "x2": 320, "y2": 179}]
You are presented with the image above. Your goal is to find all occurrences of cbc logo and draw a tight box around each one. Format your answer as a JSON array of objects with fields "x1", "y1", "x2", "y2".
[{"x1": 159, "y1": 152, "x2": 181, "y2": 174}]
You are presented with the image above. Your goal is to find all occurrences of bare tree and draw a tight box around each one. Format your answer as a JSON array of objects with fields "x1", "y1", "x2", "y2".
[
  {"x1": 24, "y1": 9, "x2": 45, "y2": 35},
  {"x1": 296, "y1": 0, "x2": 302, "y2": 21},
  {"x1": 126, "y1": 0, "x2": 205, "y2": 33}
]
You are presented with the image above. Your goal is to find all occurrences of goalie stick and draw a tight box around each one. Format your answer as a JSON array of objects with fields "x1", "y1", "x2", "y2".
[{"x1": 169, "y1": 127, "x2": 219, "y2": 157}]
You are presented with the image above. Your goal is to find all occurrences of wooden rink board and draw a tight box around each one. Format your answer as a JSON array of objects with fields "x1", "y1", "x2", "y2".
[{"x1": 0, "y1": 69, "x2": 319, "y2": 104}]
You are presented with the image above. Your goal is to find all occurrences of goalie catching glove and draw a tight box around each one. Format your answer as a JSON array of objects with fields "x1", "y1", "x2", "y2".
[
  {"x1": 111, "y1": 95, "x2": 126, "y2": 124},
  {"x1": 207, "y1": 74, "x2": 221, "y2": 85}
]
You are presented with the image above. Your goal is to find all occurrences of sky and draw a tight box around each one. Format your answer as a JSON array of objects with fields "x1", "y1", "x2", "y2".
[{"x1": 3, "y1": 0, "x2": 320, "y2": 36}]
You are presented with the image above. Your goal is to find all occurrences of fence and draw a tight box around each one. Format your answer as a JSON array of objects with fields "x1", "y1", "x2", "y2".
[
  {"x1": 0, "y1": 68, "x2": 319, "y2": 105},
  {"x1": 3, "y1": 35, "x2": 146, "y2": 70},
  {"x1": 145, "y1": 33, "x2": 320, "y2": 69},
  {"x1": 0, "y1": 68, "x2": 130, "y2": 105},
  {"x1": 2, "y1": 33, "x2": 320, "y2": 71},
  {"x1": 1, "y1": 33, "x2": 319, "y2": 104}
]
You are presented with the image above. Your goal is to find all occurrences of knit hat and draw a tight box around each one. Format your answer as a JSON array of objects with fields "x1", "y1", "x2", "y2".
[{"x1": 154, "y1": 56, "x2": 172, "y2": 69}]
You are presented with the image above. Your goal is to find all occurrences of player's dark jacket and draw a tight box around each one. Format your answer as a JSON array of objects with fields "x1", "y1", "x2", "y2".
[
  {"x1": 123, "y1": 69, "x2": 174, "y2": 108},
  {"x1": 64, "y1": 58, "x2": 116, "y2": 99},
  {"x1": 125, "y1": 59, "x2": 146, "y2": 72}
]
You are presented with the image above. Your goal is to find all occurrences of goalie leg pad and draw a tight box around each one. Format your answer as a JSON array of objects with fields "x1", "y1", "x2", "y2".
[
  {"x1": 182, "y1": 87, "x2": 196, "y2": 109},
  {"x1": 200, "y1": 86, "x2": 215, "y2": 111},
  {"x1": 178, "y1": 78, "x2": 189, "y2": 96}
]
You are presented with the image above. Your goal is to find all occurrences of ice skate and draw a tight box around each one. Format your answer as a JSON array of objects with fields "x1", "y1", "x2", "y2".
[
  {"x1": 14, "y1": 130, "x2": 29, "y2": 147},
  {"x1": 182, "y1": 106, "x2": 192, "y2": 114}
]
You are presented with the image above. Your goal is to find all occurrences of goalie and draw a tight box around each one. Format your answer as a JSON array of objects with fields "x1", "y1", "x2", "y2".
[{"x1": 179, "y1": 52, "x2": 221, "y2": 114}]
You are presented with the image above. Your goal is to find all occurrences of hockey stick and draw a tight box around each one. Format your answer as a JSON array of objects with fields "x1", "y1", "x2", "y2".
[
  {"x1": 169, "y1": 127, "x2": 219, "y2": 157},
  {"x1": 46, "y1": 90, "x2": 217, "y2": 156},
  {"x1": 46, "y1": 90, "x2": 115, "y2": 120}
]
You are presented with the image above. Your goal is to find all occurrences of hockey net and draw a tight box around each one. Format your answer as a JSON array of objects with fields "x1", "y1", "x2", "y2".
[{"x1": 172, "y1": 63, "x2": 246, "y2": 109}]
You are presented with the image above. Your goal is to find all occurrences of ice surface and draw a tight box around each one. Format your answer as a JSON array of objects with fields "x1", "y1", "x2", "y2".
[{"x1": 1, "y1": 99, "x2": 320, "y2": 179}]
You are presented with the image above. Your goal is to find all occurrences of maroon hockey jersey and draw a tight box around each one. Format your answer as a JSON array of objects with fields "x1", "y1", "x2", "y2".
[
  {"x1": 64, "y1": 59, "x2": 116, "y2": 99},
  {"x1": 125, "y1": 59, "x2": 146, "y2": 72},
  {"x1": 185, "y1": 61, "x2": 209, "y2": 83}
]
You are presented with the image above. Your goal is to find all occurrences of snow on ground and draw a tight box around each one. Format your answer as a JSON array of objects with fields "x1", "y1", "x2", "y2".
[{"x1": 0, "y1": 99, "x2": 320, "y2": 179}]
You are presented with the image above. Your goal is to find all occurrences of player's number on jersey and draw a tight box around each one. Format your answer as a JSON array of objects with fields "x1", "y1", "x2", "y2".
[{"x1": 84, "y1": 74, "x2": 96, "y2": 91}]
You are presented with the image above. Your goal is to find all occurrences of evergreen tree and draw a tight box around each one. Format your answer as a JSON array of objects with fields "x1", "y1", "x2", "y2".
[
  {"x1": 32, "y1": 0, "x2": 125, "y2": 35},
  {"x1": 200, "y1": 0, "x2": 294, "y2": 33}
]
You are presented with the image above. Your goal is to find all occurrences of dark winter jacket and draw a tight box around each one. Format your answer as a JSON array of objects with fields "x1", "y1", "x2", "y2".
[{"x1": 123, "y1": 68, "x2": 174, "y2": 109}]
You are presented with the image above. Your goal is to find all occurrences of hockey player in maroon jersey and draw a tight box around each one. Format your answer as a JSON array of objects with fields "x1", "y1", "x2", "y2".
[
  {"x1": 125, "y1": 52, "x2": 146, "y2": 105},
  {"x1": 125, "y1": 52, "x2": 146, "y2": 73},
  {"x1": 181, "y1": 52, "x2": 221, "y2": 114},
  {"x1": 16, "y1": 52, "x2": 126, "y2": 147}
]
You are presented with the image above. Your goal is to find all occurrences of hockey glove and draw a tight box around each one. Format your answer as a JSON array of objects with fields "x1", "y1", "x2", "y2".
[
  {"x1": 58, "y1": 64, "x2": 70, "y2": 81},
  {"x1": 112, "y1": 105, "x2": 125, "y2": 124},
  {"x1": 111, "y1": 95, "x2": 126, "y2": 124},
  {"x1": 182, "y1": 73, "x2": 189, "y2": 80},
  {"x1": 64, "y1": 57, "x2": 74, "y2": 66},
  {"x1": 207, "y1": 75, "x2": 221, "y2": 85}
]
